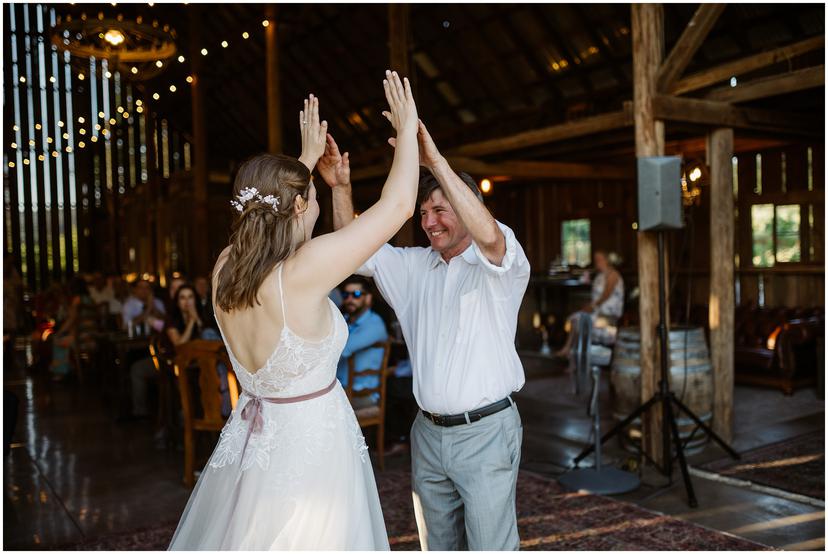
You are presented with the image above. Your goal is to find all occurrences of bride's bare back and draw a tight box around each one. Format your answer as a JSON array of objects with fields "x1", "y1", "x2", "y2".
[{"x1": 212, "y1": 248, "x2": 332, "y2": 375}]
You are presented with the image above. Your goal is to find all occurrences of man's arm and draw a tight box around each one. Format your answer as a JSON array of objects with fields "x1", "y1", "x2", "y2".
[
  {"x1": 418, "y1": 121, "x2": 506, "y2": 265},
  {"x1": 318, "y1": 134, "x2": 356, "y2": 230}
]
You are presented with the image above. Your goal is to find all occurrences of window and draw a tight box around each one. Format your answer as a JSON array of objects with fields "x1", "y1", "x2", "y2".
[
  {"x1": 751, "y1": 204, "x2": 801, "y2": 267},
  {"x1": 562, "y1": 219, "x2": 591, "y2": 267}
]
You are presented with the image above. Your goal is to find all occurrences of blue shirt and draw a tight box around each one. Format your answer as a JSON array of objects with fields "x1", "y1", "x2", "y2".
[{"x1": 336, "y1": 308, "x2": 388, "y2": 392}]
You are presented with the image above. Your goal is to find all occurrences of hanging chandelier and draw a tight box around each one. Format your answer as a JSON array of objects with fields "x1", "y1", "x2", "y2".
[{"x1": 51, "y1": 10, "x2": 177, "y2": 81}]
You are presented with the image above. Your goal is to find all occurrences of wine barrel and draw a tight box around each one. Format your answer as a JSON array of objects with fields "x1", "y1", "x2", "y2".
[{"x1": 610, "y1": 326, "x2": 713, "y2": 455}]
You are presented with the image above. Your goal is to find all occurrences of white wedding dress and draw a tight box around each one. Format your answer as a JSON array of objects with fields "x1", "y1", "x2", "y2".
[{"x1": 169, "y1": 266, "x2": 389, "y2": 550}]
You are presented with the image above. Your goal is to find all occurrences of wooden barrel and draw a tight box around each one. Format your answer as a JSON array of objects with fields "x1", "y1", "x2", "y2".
[{"x1": 610, "y1": 326, "x2": 713, "y2": 455}]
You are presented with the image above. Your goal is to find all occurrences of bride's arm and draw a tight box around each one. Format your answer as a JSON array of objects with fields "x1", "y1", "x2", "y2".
[{"x1": 287, "y1": 71, "x2": 419, "y2": 295}]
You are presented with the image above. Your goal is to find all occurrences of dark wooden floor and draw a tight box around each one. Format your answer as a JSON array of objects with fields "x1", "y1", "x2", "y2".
[{"x1": 3, "y1": 349, "x2": 825, "y2": 550}]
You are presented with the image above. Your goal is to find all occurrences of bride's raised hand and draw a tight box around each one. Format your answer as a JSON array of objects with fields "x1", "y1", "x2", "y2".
[
  {"x1": 381, "y1": 70, "x2": 417, "y2": 137},
  {"x1": 298, "y1": 94, "x2": 328, "y2": 171}
]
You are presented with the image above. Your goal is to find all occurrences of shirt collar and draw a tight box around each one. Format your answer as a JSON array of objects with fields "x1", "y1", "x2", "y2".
[
  {"x1": 428, "y1": 243, "x2": 479, "y2": 270},
  {"x1": 348, "y1": 308, "x2": 373, "y2": 326}
]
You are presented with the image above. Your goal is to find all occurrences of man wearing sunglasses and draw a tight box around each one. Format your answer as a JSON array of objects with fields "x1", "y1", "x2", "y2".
[{"x1": 335, "y1": 276, "x2": 389, "y2": 409}]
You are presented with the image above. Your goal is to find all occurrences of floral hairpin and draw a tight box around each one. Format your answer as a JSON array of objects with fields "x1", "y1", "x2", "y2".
[{"x1": 230, "y1": 187, "x2": 281, "y2": 213}]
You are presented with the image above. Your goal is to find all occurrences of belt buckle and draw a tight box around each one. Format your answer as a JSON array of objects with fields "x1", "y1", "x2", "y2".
[{"x1": 431, "y1": 413, "x2": 444, "y2": 426}]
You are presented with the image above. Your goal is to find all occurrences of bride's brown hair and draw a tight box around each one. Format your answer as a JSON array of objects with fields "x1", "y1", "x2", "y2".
[{"x1": 216, "y1": 153, "x2": 311, "y2": 312}]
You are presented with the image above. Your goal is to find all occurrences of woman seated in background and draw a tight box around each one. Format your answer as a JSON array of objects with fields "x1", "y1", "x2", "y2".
[
  {"x1": 50, "y1": 277, "x2": 95, "y2": 381},
  {"x1": 555, "y1": 250, "x2": 624, "y2": 358},
  {"x1": 161, "y1": 283, "x2": 231, "y2": 417}
]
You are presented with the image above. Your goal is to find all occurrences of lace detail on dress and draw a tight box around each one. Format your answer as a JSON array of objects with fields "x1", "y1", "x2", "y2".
[{"x1": 210, "y1": 270, "x2": 369, "y2": 478}]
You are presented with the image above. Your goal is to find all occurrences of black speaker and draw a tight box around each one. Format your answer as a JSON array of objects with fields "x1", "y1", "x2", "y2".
[{"x1": 637, "y1": 156, "x2": 684, "y2": 231}]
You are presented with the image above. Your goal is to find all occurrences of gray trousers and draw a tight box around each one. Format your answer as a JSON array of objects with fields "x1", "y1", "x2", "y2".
[{"x1": 410, "y1": 401, "x2": 522, "y2": 551}]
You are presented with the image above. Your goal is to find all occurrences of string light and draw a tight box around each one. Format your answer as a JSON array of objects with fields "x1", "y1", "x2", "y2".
[
  {"x1": 28, "y1": 139, "x2": 35, "y2": 146},
  {"x1": 66, "y1": 146, "x2": 73, "y2": 153},
  {"x1": 200, "y1": 48, "x2": 208, "y2": 56},
  {"x1": 122, "y1": 112, "x2": 129, "y2": 118},
  {"x1": 38, "y1": 154, "x2": 45, "y2": 161},
  {"x1": 262, "y1": 19, "x2": 269, "y2": 27},
  {"x1": 109, "y1": 118, "x2": 116, "y2": 125},
  {"x1": 95, "y1": 124, "x2": 101, "y2": 130},
  {"x1": 155, "y1": 60, "x2": 163, "y2": 68},
  {"x1": 58, "y1": 120, "x2": 65, "y2": 127},
  {"x1": 136, "y1": 106, "x2": 143, "y2": 114},
  {"x1": 77, "y1": 116, "x2": 85, "y2": 124},
  {"x1": 98, "y1": 111, "x2": 105, "y2": 118},
  {"x1": 91, "y1": 136, "x2": 98, "y2": 142},
  {"x1": 169, "y1": 85, "x2": 176, "y2": 92},
  {"x1": 117, "y1": 106, "x2": 124, "y2": 113},
  {"x1": 131, "y1": 67, "x2": 138, "y2": 74},
  {"x1": 242, "y1": 31, "x2": 249, "y2": 39},
  {"x1": 8, "y1": 162, "x2": 15, "y2": 168},
  {"x1": 19, "y1": 76, "x2": 25, "y2": 83},
  {"x1": 78, "y1": 73, "x2": 85, "y2": 80},
  {"x1": 49, "y1": 76, "x2": 56, "y2": 83},
  {"x1": 62, "y1": 132, "x2": 69, "y2": 139},
  {"x1": 35, "y1": 123, "x2": 42, "y2": 130},
  {"x1": 153, "y1": 92, "x2": 160, "y2": 100},
  {"x1": 221, "y1": 40, "x2": 228, "y2": 48},
  {"x1": 51, "y1": 151, "x2": 58, "y2": 158},
  {"x1": 104, "y1": 70, "x2": 112, "y2": 78},
  {"x1": 47, "y1": 137, "x2": 53, "y2": 143},
  {"x1": 23, "y1": 159, "x2": 30, "y2": 165},
  {"x1": 13, "y1": 125, "x2": 19, "y2": 131},
  {"x1": 79, "y1": 128, "x2": 86, "y2": 135},
  {"x1": 178, "y1": 55, "x2": 185, "y2": 63},
  {"x1": 78, "y1": 141, "x2": 85, "y2": 148},
  {"x1": 10, "y1": 142, "x2": 17, "y2": 148},
  {"x1": 186, "y1": 75, "x2": 193, "y2": 83},
  {"x1": 136, "y1": 99, "x2": 142, "y2": 107}
]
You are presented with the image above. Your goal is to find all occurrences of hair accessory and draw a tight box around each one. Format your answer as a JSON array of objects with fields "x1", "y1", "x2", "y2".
[{"x1": 230, "y1": 187, "x2": 280, "y2": 213}]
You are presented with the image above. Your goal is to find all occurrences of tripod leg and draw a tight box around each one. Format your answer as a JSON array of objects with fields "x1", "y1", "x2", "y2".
[
  {"x1": 665, "y1": 398, "x2": 698, "y2": 508},
  {"x1": 671, "y1": 395, "x2": 741, "y2": 460},
  {"x1": 573, "y1": 394, "x2": 660, "y2": 466}
]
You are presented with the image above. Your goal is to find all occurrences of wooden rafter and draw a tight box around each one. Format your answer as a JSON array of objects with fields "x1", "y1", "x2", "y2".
[
  {"x1": 350, "y1": 156, "x2": 632, "y2": 182},
  {"x1": 656, "y1": 3, "x2": 726, "y2": 92},
  {"x1": 448, "y1": 102, "x2": 633, "y2": 157},
  {"x1": 705, "y1": 65, "x2": 824, "y2": 104},
  {"x1": 670, "y1": 36, "x2": 826, "y2": 95},
  {"x1": 652, "y1": 95, "x2": 822, "y2": 136}
]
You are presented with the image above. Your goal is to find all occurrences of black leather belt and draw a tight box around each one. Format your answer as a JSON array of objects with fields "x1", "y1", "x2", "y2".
[{"x1": 422, "y1": 396, "x2": 513, "y2": 427}]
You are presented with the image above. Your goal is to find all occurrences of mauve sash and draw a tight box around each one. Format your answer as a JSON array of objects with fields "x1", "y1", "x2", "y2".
[{"x1": 236, "y1": 379, "x2": 338, "y2": 471}]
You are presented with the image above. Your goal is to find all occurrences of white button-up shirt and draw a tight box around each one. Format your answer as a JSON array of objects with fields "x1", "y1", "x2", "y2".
[{"x1": 357, "y1": 221, "x2": 530, "y2": 414}]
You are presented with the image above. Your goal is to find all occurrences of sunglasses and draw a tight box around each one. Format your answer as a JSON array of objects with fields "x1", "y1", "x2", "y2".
[{"x1": 341, "y1": 290, "x2": 365, "y2": 299}]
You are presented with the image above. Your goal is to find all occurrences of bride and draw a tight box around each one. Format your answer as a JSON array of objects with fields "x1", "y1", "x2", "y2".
[{"x1": 168, "y1": 71, "x2": 419, "y2": 550}]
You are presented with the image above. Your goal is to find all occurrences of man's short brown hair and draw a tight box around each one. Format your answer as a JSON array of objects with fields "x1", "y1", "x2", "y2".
[{"x1": 417, "y1": 166, "x2": 483, "y2": 206}]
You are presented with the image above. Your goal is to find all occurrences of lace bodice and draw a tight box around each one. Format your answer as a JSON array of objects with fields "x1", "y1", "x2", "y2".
[{"x1": 215, "y1": 269, "x2": 348, "y2": 398}]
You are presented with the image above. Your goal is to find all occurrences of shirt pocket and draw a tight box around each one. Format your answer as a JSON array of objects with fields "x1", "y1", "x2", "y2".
[{"x1": 456, "y1": 289, "x2": 481, "y2": 344}]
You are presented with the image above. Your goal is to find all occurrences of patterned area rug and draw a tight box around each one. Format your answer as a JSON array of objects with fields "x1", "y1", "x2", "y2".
[
  {"x1": 701, "y1": 430, "x2": 825, "y2": 500},
  {"x1": 62, "y1": 470, "x2": 767, "y2": 551}
]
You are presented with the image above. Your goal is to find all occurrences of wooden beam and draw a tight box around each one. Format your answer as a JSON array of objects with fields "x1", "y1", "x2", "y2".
[
  {"x1": 708, "y1": 127, "x2": 735, "y2": 443},
  {"x1": 351, "y1": 157, "x2": 633, "y2": 182},
  {"x1": 669, "y1": 36, "x2": 825, "y2": 96},
  {"x1": 388, "y1": 3, "x2": 414, "y2": 247},
  {"x1": 190, "y1": 7, "x2": 209, "y2": 277},
  {"x1": 265, "y1": 5, "x2": 282, "y2": 154},
  {"x1": 653, "y1": 94, "x2": 822, "y2": 136},
  {"x1": 447, "y1": 157, "x2": 633, "y2": 180},
  {"x1": 705, "y1": 65, "x2": 824, "y2": 104},
  {"x1": 657, "y1": 4, "x2": 726, "y2": 93},
  {"x1": 449, "y1": 104, "x2": 633, "y2": 158},
  {"x1": 633, "y1": 3, "x2": 667, "y2": 467}
]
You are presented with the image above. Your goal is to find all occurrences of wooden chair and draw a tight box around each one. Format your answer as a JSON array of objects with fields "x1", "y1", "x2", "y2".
[
  {"x1": 149, "y1": 335, "x2": 179, "y2": 449},
  {"x1": 174, "y1": 340, "x2": 240, "y2": 487},
  {"x1": 345, "y1": 340, "x2": 392, "y2": 470}
]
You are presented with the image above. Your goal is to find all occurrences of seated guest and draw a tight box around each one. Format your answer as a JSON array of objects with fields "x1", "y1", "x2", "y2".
[
  {"x1": 123, "y1": 279, "x2": 166, "y2": 335},
  {"x1": 193, "y1": 275, "x2": 218, "y2": 331},
  {"x1": 50, "y1": 277, "x2": 94, "y2": 381},
  {"x1": 88, "y1": 272, "x2": 115, "y2": 306},
  {"x1": 336, "y1": 276, "x2": 388, "y2": 409},
  {"x1": 166, "y1": 275, "x2": 187, "y2": 311},
  {"x1": 555, "y1": 250, "x2": 624, "y2": 357}
]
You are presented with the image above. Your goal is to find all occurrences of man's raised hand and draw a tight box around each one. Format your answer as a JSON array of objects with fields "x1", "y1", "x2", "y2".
[{"x1": 318, "y1": 134, "x2": 351, "y2": 189}]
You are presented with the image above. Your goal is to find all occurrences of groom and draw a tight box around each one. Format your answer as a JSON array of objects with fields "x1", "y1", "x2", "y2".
[{"x1": 319, "y1": 122, "x2": 530, "y2": 550}]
